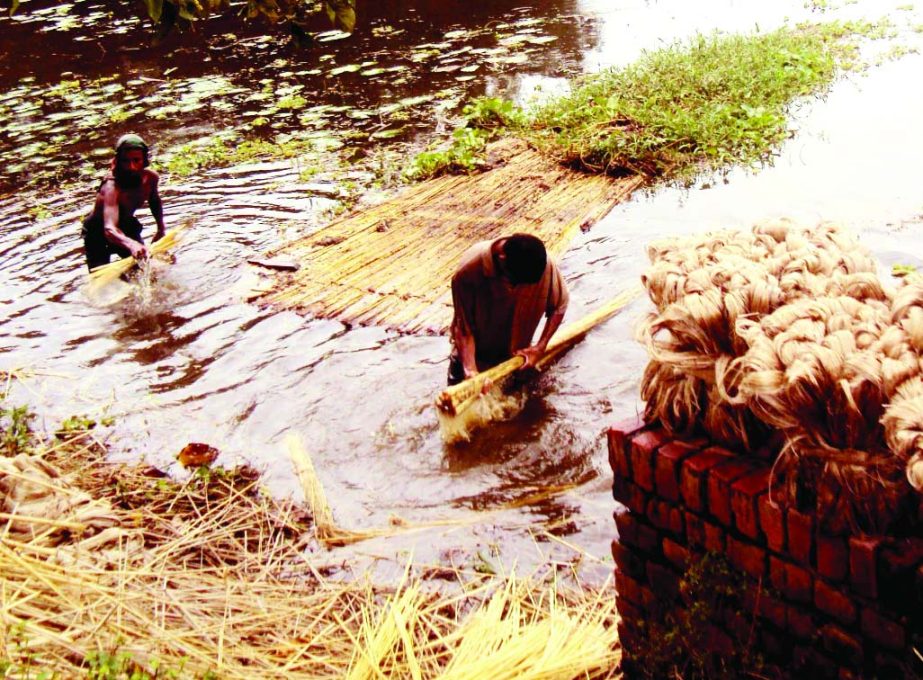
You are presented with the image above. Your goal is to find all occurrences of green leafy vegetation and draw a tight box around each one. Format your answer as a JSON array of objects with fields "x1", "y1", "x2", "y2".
[
  {"x1": 86, "y1": 645, "x2": 194, "y2": 680},
  {"x1": 524, "y1": 24, "x2": 868, "y2": 179},
  {"x1": 627, "y1": 552, "x2": 767, "y2": 679},
  {"x1": 1, "y1": 402, "x2": 34, "y2": 457},
  {"x1": 404, "y1": 97, "x2": 524, "y2": 180},
  {"x1": 410, "y1": 21, "x2": 896, "y2": 184},
  {"x1": 162, "y1": 135, "x2": 316, "y2": 176}
]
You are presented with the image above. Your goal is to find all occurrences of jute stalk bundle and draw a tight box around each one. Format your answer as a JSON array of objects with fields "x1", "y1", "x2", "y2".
[
  {"x1": 86, "y1": 224, "x2": 186, "y2": 289},
  {"x1": 435, "y1": 287, "x2": 642, "y2": 443}
]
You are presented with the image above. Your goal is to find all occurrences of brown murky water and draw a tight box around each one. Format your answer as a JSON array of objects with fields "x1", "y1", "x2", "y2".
[{"x1": 1, "y1": 0, "x2": 922, "y2": 583}]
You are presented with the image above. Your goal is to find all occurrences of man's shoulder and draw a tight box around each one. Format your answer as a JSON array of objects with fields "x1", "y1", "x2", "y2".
[{"x1": 453, "y1": 241, "x2": 491, "y2": 284}]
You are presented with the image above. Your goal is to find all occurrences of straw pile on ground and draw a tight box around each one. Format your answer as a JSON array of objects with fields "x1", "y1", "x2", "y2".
[
  {"x1": 638, "y1": 219, "x2": 921, "y2": 534},
  {"x1": 250, "y1": 139, "x2": 643, "y2": 335},
  {"x1": 0, "y1": 426, "x2": 620, "y2": 678}
]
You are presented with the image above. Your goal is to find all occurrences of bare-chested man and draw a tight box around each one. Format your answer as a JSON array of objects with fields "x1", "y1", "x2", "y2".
[{"x1": 81, "y1": 133, "x2": 166, "y2": 270}]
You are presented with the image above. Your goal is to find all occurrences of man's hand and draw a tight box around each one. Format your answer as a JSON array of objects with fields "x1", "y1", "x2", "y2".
[
  {"x1": 514, "y1": 345, "x2": 545, "y2": 370},
  {"x1": 128, "y1": 241, "x2": 149, "y2": 260}
]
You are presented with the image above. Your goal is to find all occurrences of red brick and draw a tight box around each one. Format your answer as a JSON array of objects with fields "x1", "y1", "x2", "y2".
[
  {"x1": 663, "y1": 538, "x2": 691, "y2": 571},
  {"x1": 817, "y1": 535, "x2": 848, "y2": 583},
  {"x1": 787, "y1": 508, "x2": 815, "y2": 566},
  {"x1": 615, "y1": 598, "x2": 644, "y2": 627},
  {"x1": 731, "y1": 469, "x2": 771, "y2": 540},
  {"x1": 820, "y1": 624, "x2": 863, "y2": 669},
  {"x1": 880, "y1": 538, "x2": 923, "y2": 613},
  {"x1": 861, "y1": 607, "x2": 906, "y2": 651},
  {"x1": 612, "y1": 541, "x2": 647, "y2": 581},
  {"x1": 815, "y1": 580, "x2": 857, "y2": 626},
  {"x1": 744, "y1": 587, "x2": 786, "y2": 629},
  {"x1": 849, "y1": 536, "x2": 881, "y2": 599},
  {"x1": 686, "y1": 511, "x2": 705, "y2": 550},
  {"x1": 727, "y1": 534, "x2": 767, "y2": 580},
  {"x1": 614, "y1": 572, "x2": 645, "y2": 607},
  {"x1": 770, "y1": 556, "x2": 813, "y2": 604},
  {"x1": 654, "y1": 440, "x2": 699, "y2": 502},
  {"x1": 704, "y1": 520, "x2": 726, "y2": 553},
  {"x1": 723, "y1": 608, "x2": 750, "y2": 643},
  {"x1": 647, "y1": 498, "x2": 684, "y2": 537},
  {"x1": 874, "y1": 651, "x2": 911, "y2": 678},
  {"x1": 707, "y1": 459, "x2": 755, "y2": 526},
  {"x1": 704, "y1": 624, "x2": 735, "y2": 657},
  {"x1": 647, "y1": 562, "x2": 680, "y2": 601},
  {"x1": 629, "y1": 429, "x2": 667, "y2": 491},
  {"x1": 613, "y1": 477, "x2": 647, "y2": 515},
  {"x1": 607, "y1": 415, "x2": 645, "y2": 478},
  {"x1": 792, "y1": 645, "x2": 838, "y2": 679},
  {"x1": 759, "y1": 494, "x2": 787, "y2": 553},
  {"x1": 759, "y1": 628, "x2": 792, "y2": 665},
  {"x1": 787, "y1": 605, "x2": 816, "y2": 640},
  {"x1": 616, "y1": 513, "x2": 660, "y2": 555},
  {"x1": 680, "y1": 448, "x2": 735, "y2": 512}
]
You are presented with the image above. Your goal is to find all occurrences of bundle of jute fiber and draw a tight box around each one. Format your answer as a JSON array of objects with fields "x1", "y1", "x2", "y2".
[
  {"x1": 638, "y1": 219, "x2": 923, "y2": 532},
  {"x1": 881, "y1": 276, "x2": 923, "y2": 491},
  {"x1": 638, "y1": 219, "x2": 875, "y2": 447}
]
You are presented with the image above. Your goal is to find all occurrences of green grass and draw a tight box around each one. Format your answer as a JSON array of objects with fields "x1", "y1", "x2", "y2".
[
  {"x1": 412, "y1": 22, "x2": 890, "y2": 183},
  {"x1": 524, "y1": 25, "x2": 853, "y2": 179}
]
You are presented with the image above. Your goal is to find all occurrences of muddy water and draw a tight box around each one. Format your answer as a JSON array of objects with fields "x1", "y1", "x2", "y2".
[{"x1": 1, "y1": 0, "x2": 922, "y2": 583}]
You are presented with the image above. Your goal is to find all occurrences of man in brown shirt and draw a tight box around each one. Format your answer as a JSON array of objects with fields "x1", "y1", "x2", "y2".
[{"x1": 448, "y1": 233, "x2": 569, "y2": 385}]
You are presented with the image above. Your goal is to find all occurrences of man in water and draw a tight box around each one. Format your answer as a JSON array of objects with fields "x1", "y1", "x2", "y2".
[
  {"x1": 81, "y1": 133, "x2": 166, "y2": 270},
  {"x1": 448, "y1": 233, "x2": 568, "y2": 385}
]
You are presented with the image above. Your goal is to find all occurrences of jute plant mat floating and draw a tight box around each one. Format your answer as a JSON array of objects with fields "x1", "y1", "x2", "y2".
[{"x1": 249, "y1": 139, "x2": 643, "y2": 334}]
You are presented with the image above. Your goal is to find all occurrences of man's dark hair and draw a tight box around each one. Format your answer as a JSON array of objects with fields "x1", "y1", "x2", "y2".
[{"x1": 502, "y1": 233, "x2": 547, "y2": 285}]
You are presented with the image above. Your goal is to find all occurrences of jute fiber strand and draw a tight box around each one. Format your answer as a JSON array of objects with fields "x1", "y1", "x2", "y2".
[
  {"x1": 0, "y1": 435, "x2": 620, "y2": 678},
  {"x1": 86, "y1": 224, "x2": 186, "y2": 290},
  {"x1": 638, "y1": 219, "x2": 923, "y2": 534},
  {"x1": 435, "y1": 286, "x2": 642, "y2": 443},
  {"x1": 251, "y1": 139, "x2": 643, "y2": 335}
]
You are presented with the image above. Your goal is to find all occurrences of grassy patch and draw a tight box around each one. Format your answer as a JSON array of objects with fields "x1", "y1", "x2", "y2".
[
  {"x1": 412, "y1": 21, "x2": 892, "y2": 183},
  {"x1": 161, "y1": 135, "x2": 315, "y2": 176},
  {"x1": 524, "y1": 24, "x2": 861, "y2": 179}
]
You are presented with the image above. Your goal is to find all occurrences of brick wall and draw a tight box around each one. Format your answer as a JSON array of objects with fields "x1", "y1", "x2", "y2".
[{"x1": 608, "y1": 417, "x2": 923, "y2": 679}]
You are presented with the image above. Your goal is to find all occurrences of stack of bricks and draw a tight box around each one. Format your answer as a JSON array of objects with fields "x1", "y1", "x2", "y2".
[{"x1": 608, "y1": 416, "x2": 923, "y2": 679}]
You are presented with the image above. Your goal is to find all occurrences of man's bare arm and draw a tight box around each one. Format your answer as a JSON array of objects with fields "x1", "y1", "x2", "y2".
[
  {"x1": 148, "y1": 172, "x2": 166, "y2": 242},
  {"x1": 515, "y1": 294, "x2": 568, "y2": 370},
  {"x1": 101, "y1": 184, "x2": 147, "y2": 260}
]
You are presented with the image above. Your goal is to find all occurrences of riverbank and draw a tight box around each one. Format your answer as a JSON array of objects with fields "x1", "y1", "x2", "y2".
[{"x1": 0, "y1": 395, "x2": 620, "y2": 678}]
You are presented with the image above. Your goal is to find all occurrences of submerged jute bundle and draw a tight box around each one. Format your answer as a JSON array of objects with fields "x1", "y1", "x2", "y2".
[{"x1": 639, "y1": 219, "x2": 922, "y2": 534}]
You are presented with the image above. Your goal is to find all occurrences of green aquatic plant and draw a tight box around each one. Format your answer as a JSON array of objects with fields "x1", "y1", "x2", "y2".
[
  {"x1": 525, "y1": 25, "x2": 851, "y2": 179},
  {"x1": 1, "y1": 402, "x2": 34, "y2": 457},
  {"x1": 161, "y1": 135, "x2": 316, "y2": 176},
  {"x1": 407, "y1": 21, "x2": 897, "y2": 185}
]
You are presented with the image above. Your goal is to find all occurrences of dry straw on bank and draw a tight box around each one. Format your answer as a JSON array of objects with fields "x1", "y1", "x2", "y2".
[
  {"x1": 251, "y1": 139, "x2": 643, "y2": 335},
  {"x1": 638, "y1": 219, "x2": 922, "y2": 533},
  {"x1": 0, "y1": 432, "x2": 620, "y2": 678}
]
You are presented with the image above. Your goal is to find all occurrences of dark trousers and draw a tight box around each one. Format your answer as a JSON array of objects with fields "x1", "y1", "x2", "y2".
[{"x1": 81, "y1": 214, "x2": 144, "y2": 271}]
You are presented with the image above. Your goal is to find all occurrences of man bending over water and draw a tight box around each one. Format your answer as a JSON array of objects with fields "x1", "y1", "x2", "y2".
[
  {"x1": 448, "y1": 233, "x2": 568, "y2": 385},
  {"x1": 81, "y1": 133, "x2": 166, "y2": 270}
]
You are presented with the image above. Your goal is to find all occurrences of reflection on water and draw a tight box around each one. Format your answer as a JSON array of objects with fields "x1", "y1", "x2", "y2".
[{"x1": 1, "y1": 0, "x2": 922, "y2": 582}]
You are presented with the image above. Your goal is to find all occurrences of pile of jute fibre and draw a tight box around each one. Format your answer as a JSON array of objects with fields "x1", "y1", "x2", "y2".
[{"x1": 637, "y1": 219, "x2": 921, "y2": 533}]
